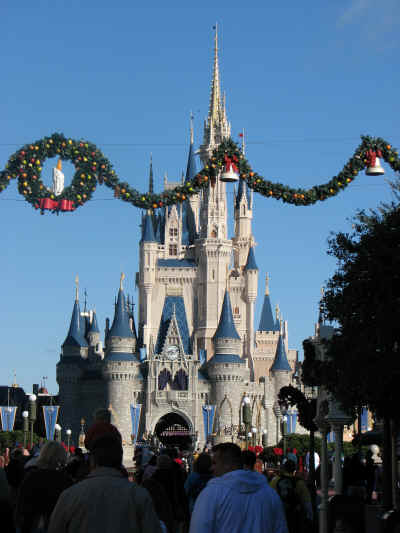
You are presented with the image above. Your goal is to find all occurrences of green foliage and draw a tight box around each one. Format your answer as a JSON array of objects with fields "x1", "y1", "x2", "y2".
[
  {"x1": 0, "y1": 134, "x2": 398, "y2": 213},
  {"x1": 0, "y1": 430, "x2": 40, "y2": 451},
  {"x1": 321, "y1": 200, "x2": 400, "y2": 420},
  {"x1": 278, "y1": 385, "x2": 317, "y2": 432},
  {"x1": 277, "y1": 433, "x2": 364, "y2": 458}
]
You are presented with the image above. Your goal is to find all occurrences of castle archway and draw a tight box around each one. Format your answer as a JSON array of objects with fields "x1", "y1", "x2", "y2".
[{"x1": 154, "y1": 412, "x2": 193, "y2": 450}]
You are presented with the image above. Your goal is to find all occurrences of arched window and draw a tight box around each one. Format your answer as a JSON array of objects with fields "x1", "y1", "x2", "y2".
[
  {"x1": 158, "y1": 369, "x2": 171, "y2": 390},
  {"x1": 172, "y1": 368, "x2": 188, "y2": 390},
  {"x1": 211, "y1": 229, "x2": 217, "y2": 238}
]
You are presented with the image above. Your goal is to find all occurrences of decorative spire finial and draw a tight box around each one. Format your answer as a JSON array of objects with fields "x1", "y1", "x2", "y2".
[
  {"x1": 56, "y1": 158, "x2": 62, "y2": 171},
  {"x1": 275, "y1": 303, "x2": 280, "y2": 320},
  {"x1": 209, "y1": 23, "x2": 221, "y2": 125},
  {"x1": 120, "y1": 272, "x2": 125, "y2": 290},
  {"x1": 241, "y1": 129, "x2": 246, "y2": 155},
  {"x1": 149, "y1": 154, "x2": 154, "y2": 194},
  {"x1": 265, "y1": 273, "x2": 269, "y2": 295},
  {"x1": 190, "y1": 111, "x2": 194, "y2": 145},
  {"x1": 75, "y1": 275, "x2": 79, "y2": 301}
]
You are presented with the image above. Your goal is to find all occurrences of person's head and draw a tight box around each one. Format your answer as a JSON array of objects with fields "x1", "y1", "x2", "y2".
[
  {"x1": 241, "y1": 450, "x2": 257, "y2": 471},
  {"x1": 90, "y1": 434, "x2": 123, "y2": 470},
  {"x1": 37, "y1": 441, "x2": 68, "y2": 470},
  {"x1": 193, "y1": 452, "x2": 212, "y2": 474},
  {"x1": 94, "y1": 408, "x2": 111, "y2": 423},
  {"x1": 211, "y1": 443, "x2": 242, "y2": 477},
  {"x1": 156, "y1": 454, "x2": 173, "y2": 470},
  {"x1": 282, "y1": 458, "x2": 296, "y2": 475},
  {"x1": 85, "y1": 421, "x2": 122, "y2": 451}
]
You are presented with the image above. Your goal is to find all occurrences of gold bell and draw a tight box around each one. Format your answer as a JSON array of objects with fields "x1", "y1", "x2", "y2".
[{"x1": 366, "y1": 157, "x2": 384, "y2": 176}]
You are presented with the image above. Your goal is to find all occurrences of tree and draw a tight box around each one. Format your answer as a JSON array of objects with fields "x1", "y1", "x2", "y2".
[
  {"x1": 320, "y1": 198, "x2": 400, "y2": 510},
  {"x1": 321, "y1": 206, "x2": 400, "y2": 420}
]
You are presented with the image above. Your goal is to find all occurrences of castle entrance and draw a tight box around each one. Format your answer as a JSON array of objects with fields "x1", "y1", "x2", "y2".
[{"x1": 155, "y1": 412, "x2": 193, "y2": 450}]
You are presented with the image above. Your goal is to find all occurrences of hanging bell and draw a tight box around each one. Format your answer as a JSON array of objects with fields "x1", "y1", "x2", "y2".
[
  {"x1": 220, "y1": 168, "x2": 239, "y2": 182},
  {"x1": 366, "y1": 157, "x2": 385, "y2": 176}
]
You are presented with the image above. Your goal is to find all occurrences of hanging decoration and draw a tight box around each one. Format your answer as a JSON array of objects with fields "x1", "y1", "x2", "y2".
[{"x1": 0, "y1": 133, "x2": 397, "y2": 214}]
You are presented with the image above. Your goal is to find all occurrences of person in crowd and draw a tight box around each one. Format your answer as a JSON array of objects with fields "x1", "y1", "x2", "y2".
[
  {"x1": 342, "y1": 452, "x2": 367, "y2": 501},
  {"x1": 184, "y1": 453, "x2": 213, "y2": 514},
  {"x1": 0, "y1": 455, "x2": 14, "y2": 533},
  {"x1": 270, "y1": 459, "x2": 312, "y2": 533},
  {"x1": 5, "y1": 448, "x2": 29, "y2": 504},
  {"x1": 15, "y1": 441, "x2": 73, "y2": 533},
  {"x1": 48, "y1": 434, "x2": 161, "y2": 533},
  {"x1": 141, "y1": 474, "x2": 175, "y2": 532},
  {"x1": 151, "y1": 454, "x2": 190, "y2": 532},
  {"x1": 190, "y1": 443, "x2": 287, "y2": 533},
  {"x1": 142, "y1": 453, "x2": 157, "y2": 481},
  {"x1": 242, "y1": 450, "x2": 257, "y2": 471},
  {"x1": 84, "y1": 407, "x2": 121, "y2": 451}
]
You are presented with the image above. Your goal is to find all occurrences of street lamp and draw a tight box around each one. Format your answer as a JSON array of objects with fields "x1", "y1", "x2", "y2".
[
  {"x1": 247, "y1": 432, "x2": 252, "y2": 450},
  {"x1": 22, "y1": 411, "x2": 29, "y2": 448},
  {"x1": 242, "y1": 396, "x2": 251, "y2": 448},
  {"x1": 55, "y1": 424, "x2": 62, "y2": 443},
  {"x1": 262, "y1": 428, "x2": 268, "y2": 447},
  {"x1": 251, "y1": 427, "x2": 257, "y2": 447},
  {"x1": 29, "y1": 394, "x2": 37, "y2": 449},
  {"x1": 66, "y1": 429, "x2": 72, "y2": 457}
]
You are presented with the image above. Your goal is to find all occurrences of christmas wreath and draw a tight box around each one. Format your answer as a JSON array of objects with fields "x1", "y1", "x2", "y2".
[{"x1": 0, "y1": 133, "x2": 398, "y2": 214}]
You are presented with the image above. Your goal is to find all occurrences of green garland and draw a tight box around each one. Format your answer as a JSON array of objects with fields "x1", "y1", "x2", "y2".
[{"x1": 0, "y1": 133, "x2": 397, "y2": 213}]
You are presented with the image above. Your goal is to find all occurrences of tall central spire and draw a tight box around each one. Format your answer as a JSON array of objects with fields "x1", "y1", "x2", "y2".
[
  {"x1": 200, "y1": 24, "x2": 231, "y2": 165},
  {"x1": 209, "y1": 24, "x2": 221, "y2": 126}
]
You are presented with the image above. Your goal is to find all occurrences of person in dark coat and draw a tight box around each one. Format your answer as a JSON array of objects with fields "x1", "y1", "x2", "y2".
[
  {"x1": 184, "y1": 453, "x2": 213, "y2": 514},
  {"x1": 15, "y1": 441, "x2": 73, "y2": 533}
]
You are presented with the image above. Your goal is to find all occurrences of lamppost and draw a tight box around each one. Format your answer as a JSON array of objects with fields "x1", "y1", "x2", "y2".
[
  {"x1": 247, "y1": 432, "x2": 252, "y2": 450},
  {"x1": 280, "y1": 405, "x2": 288, "y2": 457},
  {"x1": 242, "y1": 396, "x2": 251, "y2": 449},
  {"x1": 29, "y1": 394, "x2": 37, "y2": 449},
  {"x1": 251, "y1": 427, "x2": 257, "y2": 447},
  {"x1": 66, "y1": 429, "x2": 72, "y2": 457},
  {"x1": 22, "y1": 410, "x2": 29, "y2": 448},
  {"x1": 55, "y1": 424, "x2": 62, "y2": 443},
  {"x1": 262, "y1": 428, "x2": 268, "y2": 447}
]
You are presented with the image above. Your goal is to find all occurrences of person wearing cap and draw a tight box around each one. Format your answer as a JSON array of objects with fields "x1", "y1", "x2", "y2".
[{"x1": 48, "y1": 434, "x2": 161, "y2": 533}]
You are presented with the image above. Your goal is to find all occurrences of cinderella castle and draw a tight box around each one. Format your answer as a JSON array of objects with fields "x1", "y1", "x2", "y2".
[{"x1": 57, "y1": 30, "x2": 299, "y2": 454}]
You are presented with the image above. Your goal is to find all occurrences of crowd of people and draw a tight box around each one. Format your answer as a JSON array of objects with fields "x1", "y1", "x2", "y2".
[{"x1": 1, "y1": 408, "x2": 379, "y2": 533}]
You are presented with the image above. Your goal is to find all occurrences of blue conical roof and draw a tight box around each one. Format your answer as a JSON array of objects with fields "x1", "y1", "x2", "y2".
[
  {"x1": 109, "y1": 289, "x2": 133, "y2": 338},
  {"x1": 63, "y1": 299, "x2": 88, "y2": 348},
  {"x1": 88, "y1": 311, "x2": 100, "y2": 334},
  {"x1": 214, "y1": 290, "x2": 241, "y2": 340},
  {"x1": 258, "y1": 294, "x2": 279, "y2": 332},
  {"x1": 142, "y1": 212, "x2": 156, "y2": 242},
  {"x1": 235, "y1": 178, "x2": 251, "y2": 209},
  {"x1": 185, "y1": 141, "x2": 197, "y2": 183},
  {"x1": 244, "y1": 246, "x2": 258, "y2": 271},
  {"x1": 270, "y1": 335, "x2": 291, "y2": 372}
]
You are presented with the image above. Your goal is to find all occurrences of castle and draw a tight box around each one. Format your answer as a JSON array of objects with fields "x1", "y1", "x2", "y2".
[{"x1": 57, "y1": 30, "x2": 299, "y2": 455}]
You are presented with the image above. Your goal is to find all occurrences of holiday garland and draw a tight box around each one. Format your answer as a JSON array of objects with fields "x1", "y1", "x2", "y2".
[{"x1": 0, "y1": 133, "x2": 397, "y2": 214}]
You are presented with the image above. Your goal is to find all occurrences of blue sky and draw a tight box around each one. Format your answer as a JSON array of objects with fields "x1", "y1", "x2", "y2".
[{"x1": 0, "y1": 0, "x2": 399, "y2": 395}]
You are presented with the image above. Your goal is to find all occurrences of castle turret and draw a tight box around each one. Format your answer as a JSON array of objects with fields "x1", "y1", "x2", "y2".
[
  {"x1": 244, "y1": 246, "x2": 258, "y2": 380},
  {"x1": 206, "y1": 290, "x2": 249, "y2": 442},
  {"x1": 103, "y1": 275, "x2": 141, "y2": 455},
  {"x1": 270, "y1": 334, "x2": 292, "y2": 398},
  {"x1": 182, "y1": 116, "x2": 199, "y2": 242},
  {"x1": 139, "y1": 212, "x2": 158, "y2": 348}
]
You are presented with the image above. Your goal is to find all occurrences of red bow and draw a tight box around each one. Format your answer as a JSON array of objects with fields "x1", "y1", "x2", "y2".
[
  {"x1": 224, "y1": 154, "x2": 239, "y2": 173},
  {"x1": 273, "y1": 447, "x2": 283, "y2": 456},
  {"x1": 366, "y1": 149, "x2": 382, "y2": 168},
  {"x1": 38, "y1": 198, "x2": 74, "y2": 212}
]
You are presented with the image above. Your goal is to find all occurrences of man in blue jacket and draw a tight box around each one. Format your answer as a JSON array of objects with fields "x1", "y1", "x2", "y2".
[{"x1": 190, "y1": 443, "x2": 288, "y2": 533}]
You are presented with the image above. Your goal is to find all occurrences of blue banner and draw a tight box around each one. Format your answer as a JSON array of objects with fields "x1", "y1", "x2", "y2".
[
  {"x1": 0, "y1": 406, "x2": 17, "y2": 431},
  {"x1": 361, "y1": 407, "x2": 368, "y2": 432},
  {"x1": 130, "y1": 404, "x2": 142, "y2": 444},
  {"x1": 202, "y1": 405, "x2": 216, "y2": 442},
  {"x1": 43, "y1": 406, "x2": 59, "y2": 440}
]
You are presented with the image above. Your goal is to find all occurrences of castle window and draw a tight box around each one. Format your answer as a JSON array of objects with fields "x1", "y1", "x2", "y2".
[
  {"x1": 242, "y1": 205, "x2": 246, "y2": 215},
  {"x1": 172, "y1": 368, "x2": 188, "y2": 391},
  {"x1": 234, "y1": 306, "x2": 240, "y2": 315},
  {"x1": 169, "y1": 244, "x2": 177, "y2": 256},
  {"x1": 211, "y1": 229, "x2": 217, "y2": 238},
  {"x1": 212, "y1": 270, "x2": 215, "y2": 281},
  {"x1": 158, "y1": 369, "x2": 172, "y2": 390},
  {"x1": 169, "y1": 227, "x2": 178, "y2": 237}
]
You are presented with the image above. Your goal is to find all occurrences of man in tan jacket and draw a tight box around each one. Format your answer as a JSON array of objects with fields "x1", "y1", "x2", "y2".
[{"x1": 48, "y1": 434, "x2": 161, "y2": 533}]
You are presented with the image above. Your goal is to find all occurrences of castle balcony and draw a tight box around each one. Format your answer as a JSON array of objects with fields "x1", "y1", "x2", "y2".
[{"x1": 155, "y1": 390, "x2": 190, "y2": 402}]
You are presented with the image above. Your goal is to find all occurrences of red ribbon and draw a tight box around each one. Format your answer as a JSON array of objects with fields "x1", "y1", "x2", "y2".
[
  {"x1": 224, "y1": 154, "x2": 239, "y2": 173},
  {"x1": 366, "y1": 149, "x2": 382, "y2": 168},
  {"x1": 273, "y1": 447, "x2": 283, "y2": 456},
  {"x1": 39, "y1": 198, "x2": 74, "y2": 211}
]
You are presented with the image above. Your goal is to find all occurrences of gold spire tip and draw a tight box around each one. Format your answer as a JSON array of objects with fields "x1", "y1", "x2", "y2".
[
  {"x1": 75, "y1": 275, "x2": 79, "y2": 300},
  {"x1": 120, "y1": 272, "x2": 125, "y2": 290},
  {"x1": 56, "y1": 158, "x2": 62, "y2": 171},
  {"x1": 265, "y1": 273, "x2": 269, "y2": 295}
]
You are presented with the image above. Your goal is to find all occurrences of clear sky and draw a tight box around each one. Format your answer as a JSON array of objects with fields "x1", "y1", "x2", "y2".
[{"x1": 0, "y1": 0, "x2": 399, "y2": 395}]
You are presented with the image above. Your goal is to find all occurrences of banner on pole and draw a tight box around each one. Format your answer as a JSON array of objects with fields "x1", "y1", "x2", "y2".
[
  {"x1": 130, "y1": 404, "x2": 142, "y2": 444},
  {"x1": 43, "y1": 406, "x2": 59, "y2": 441},
  {"x1": 202, "y1": 405, "x2": 216, "y2": 443},
  {"x1": 0, "y1": 406, "x2": 17, "y2": 431}
]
